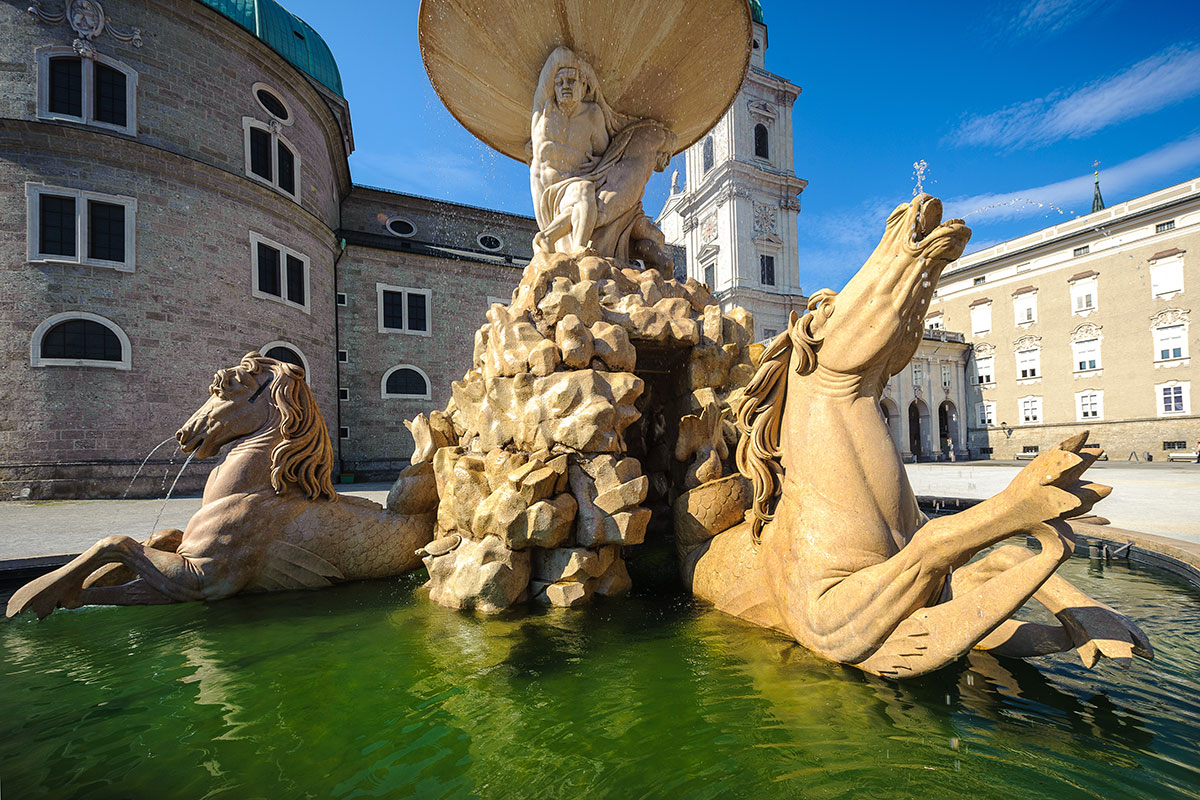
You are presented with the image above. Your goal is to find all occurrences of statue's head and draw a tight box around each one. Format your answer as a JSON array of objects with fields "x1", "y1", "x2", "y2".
[
  {"x1": 554, "y1": 67, "x2": 583, "y2": 107},
  {"x1": 176, "y1": 352, "x2": 336, "y2": 499}
]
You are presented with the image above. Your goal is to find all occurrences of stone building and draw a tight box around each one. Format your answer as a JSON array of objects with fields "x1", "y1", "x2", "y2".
[
  {"x1": 929, "y1": 177, "x2": 1200, "y2": 460},
  {"x1": 0, "y1": 0, "x2": 542, "y2": 497},
  {"x1": 880, "y1": 330, "x2": 972, "y2": 462},
  {"x1": 656, "y1": 1, "x2": 809, "y2": 342}
]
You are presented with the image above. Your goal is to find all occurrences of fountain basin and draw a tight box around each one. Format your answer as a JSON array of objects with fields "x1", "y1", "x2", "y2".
[{"x1": 2, "y1": 552, "x2": 1198, "y2": 799}]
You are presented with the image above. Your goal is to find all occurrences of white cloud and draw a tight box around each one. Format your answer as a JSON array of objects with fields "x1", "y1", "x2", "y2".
[
  {"x1": 1009, "y1": 0, "x2": 1108, "y2": 35},
  {"x1": 945, "y1": 133, "x2": 1200, "y2": 226},
  {"x1": 949, "y1": 44, "x2": 1200, "y2": 149}
]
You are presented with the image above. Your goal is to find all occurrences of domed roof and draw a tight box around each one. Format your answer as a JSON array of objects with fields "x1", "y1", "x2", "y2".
[
  {"x1": 196, "y1": 0, "x2": 344, "y2": 97},
  {"x1": 749, "y1": 0, "x2": 763, "y2": 23}
]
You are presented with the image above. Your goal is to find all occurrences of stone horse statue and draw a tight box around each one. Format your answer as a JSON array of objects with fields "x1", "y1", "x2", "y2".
[
  {"x1": 680, "y1": 195, "x2": 1153, "y2": 679},
  {"x1": 7, "y1": 353, "x2": 438, "y2": 619}
]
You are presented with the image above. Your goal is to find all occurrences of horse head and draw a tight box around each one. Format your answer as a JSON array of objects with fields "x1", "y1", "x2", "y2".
[
  {"x1": 802, "y1": 195, "x2": 971, "y2": 387},
  {"x1": 177, "y1": 352, "x2": 336, "y2": 500}
]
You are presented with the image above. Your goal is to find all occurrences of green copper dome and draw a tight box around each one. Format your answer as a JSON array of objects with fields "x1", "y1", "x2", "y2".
[
  {"x1": 749, "y1": 0, "x2": 764, "y2": 23},
  {"x1": 196, "y1": 0, "x2": 344, "y2": 97}
]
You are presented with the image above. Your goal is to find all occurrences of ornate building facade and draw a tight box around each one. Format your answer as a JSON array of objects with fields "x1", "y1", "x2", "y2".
[
  {"x1": 929, "y1": 177, "x2": 1200, "y2": 460},
  {"x1": 656, "y1": 6, "x2": 809, "y2": 342}
]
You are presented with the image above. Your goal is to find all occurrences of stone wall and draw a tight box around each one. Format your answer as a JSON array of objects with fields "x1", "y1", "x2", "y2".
[{"x1": 0, "y1": 0, "x2": 348, "y2": 499}]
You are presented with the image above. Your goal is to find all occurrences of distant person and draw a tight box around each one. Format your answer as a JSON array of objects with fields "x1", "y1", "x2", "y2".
[{"x1": 1195, "y1": 438, "x2": 1199, "y2": 463}]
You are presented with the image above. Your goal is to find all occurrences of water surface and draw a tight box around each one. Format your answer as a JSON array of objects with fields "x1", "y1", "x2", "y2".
[{"x1": 2, "y1": 555, "x2": 1198, "y2": 799}]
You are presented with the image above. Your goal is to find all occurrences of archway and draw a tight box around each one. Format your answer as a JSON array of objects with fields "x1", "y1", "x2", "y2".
[
  {"x1": 908, "y1": 399, "x2": 930, "y2": 460},
  {"x1": 938, "y1": 400, "x2": 959, "y2": 458}
]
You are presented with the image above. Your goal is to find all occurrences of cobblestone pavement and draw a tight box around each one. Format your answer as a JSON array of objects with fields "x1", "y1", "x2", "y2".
[
  {"x1": 907, "y1": 461, "x2": 1200, "y2": 543},
  {"x1": 2, "y1": 461, "x2": 1197, "y2": 559}
]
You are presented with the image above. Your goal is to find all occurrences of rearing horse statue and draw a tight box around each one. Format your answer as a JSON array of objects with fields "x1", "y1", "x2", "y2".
[
  {"x1": 7, "y1": 353, "x2": 437, "y2": 618},
  {"x1": 681, "y1": 195, "x2": 1152, "y2": 678}
]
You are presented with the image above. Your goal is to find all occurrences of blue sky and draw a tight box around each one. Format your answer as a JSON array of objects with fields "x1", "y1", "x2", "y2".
[{"x1": 284, "y1": 0, "x2": 1200, "y2": 292}]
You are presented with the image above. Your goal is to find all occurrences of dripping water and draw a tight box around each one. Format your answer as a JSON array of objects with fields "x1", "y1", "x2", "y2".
[
  {"x1": 121, "y1": 437, "x2": 176, "y2": 499},
  {"x1": 150, "y1": 452, "x2": 195, "y2": 535}
]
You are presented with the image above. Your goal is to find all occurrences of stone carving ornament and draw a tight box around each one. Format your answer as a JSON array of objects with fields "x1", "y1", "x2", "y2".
[
  {"x1": 1069, "y1": 322, "x2": 1103, "y2": 342},
  {"x1": 1013, "y1": 334, "x2": 1042, "y2": 350},
  {"x1": 28, "y1": 0, "x2": 143, "y2": 54},
  {"x1": 1148, "y1": 307, "x2": 1190, "y2": 329}
]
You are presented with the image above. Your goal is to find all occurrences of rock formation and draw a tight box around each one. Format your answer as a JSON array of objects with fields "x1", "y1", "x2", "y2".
[{"x1": 410, "y1": 251, "x2": 756, "y2": 612}]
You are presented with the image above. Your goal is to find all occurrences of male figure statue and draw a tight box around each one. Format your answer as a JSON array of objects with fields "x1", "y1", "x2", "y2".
[{"x1": 529, "y1": 47, "x2": 676, "y2": 269}]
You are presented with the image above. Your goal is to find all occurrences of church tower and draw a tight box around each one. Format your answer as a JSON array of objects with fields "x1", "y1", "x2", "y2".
[{"x1": 657, "y1": 1, "x2": 808, "y2": 341}]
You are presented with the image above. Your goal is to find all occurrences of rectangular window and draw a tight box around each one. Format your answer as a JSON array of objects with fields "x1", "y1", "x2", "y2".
[
  {"x1": 1073, "y1": 245, "x2": 1089, "y2": 257},
  {"x1": 26, "y1": 183, "x2": 136, "y2": 270},
  {"x1": 911, "y1": 362, "x2": 924, "y2": 385},
  {"x1": 1013, "y1": 293, "x2": 1037, "y2": 325},
  {"x1": 760, "y1": 254, "x2": 775, "y2": 286},
  {"x1": 1016, "y1": 349, "x2": 1040, "y2": 379},
  {"x1": 1150, "y1": 259, "x2": 1184, "y2": 297},
  {"x1": 1154, "y1": 325, "x2": 1186, "y2": 361},
  {"x1": 250, "y1": 233, "x2": 309, "y2": 313},
  {"x1": 1023, "y1": 445, "x2": 1040, "y2": 454},
  {"x1": 243, "y1": 118, "x2": 300, "y2": 200},
  {"x1": 941, "y1": 364, "x2": 952, "y2": 388},
  {"x1": 48, "y1": 56, "x2": 82, "y2": 117},
  {"x1": 977, "y1": 402, "x2": 995, "y2": 427},
  {"x1": 979, "y1": 447, "x2": 994, "y2": 455},
  {"x1": 338, "y1": 426, "x2": 350, "y2": 439},
  {"x1": 762, "y1": 328, "x2": 778, "y2": 341},
  {"x1": 93, "y1": 62, "x2": 127, "y2": 127},
  {"x1": 1161, "y1": 385, "x2": 1185, "y2": 414},
  {"x1": 38, "y1": 48, "x2": 136, "y2": 134},
  {"x1": 1072, "y1": 338, "x2": 1101, "y2": 371},
  {"x1": 970, "y1": 303, "x2": 991, "y2": 335},
  {"x1": 337, "y1": 350, "x2": 348, "y2": 363},
  {"x1": 377, "y1": 284, "x2": 431, "y2": 336},
  {"x1": 975, "y1": 356, "x2": 993, "y2": 385},
  {"x1": 1156, "y1": 220, "x2": 1175, "y2": 234},
  {"x1": 1164, "y1": 441, "x2": 1187, "y2": 450},
  {"x1": 703, "y1": 262, "x2": 715, "y2": 289},
  {"x1": 338, "y1": 388, "x2": 350, "y2": 402},
  {"x1": 926, "y1": 316, "x2": 943, "y2": 330},
  {"x1": 336, "y1": 292, "x2": 348, "y2": 306},
  {"x1": 1070, "y1": 277, "x2": 1097, "y2": 313},
  {"x1": 38, "y1": 193, "x2": 76, "y2": 257},
  {"x1": 1076, "y1": 391, "x2": 1103, "y2": 421},
  {"x1": 87, "y1": 200, "x2": 125, "y2": 263},
  {"x1": 249, "y1": 127, "x2": 272, "y2": 181},
  {"x1": 973, "y1": 276, "x2": 986, "y2": 285},
  {"x1": 1020, "y1": 397, "x2": 1042, "y2": 424}
]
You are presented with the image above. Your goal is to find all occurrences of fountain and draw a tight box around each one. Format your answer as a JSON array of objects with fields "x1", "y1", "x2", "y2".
[{"x1": 2, "y1": 0, "x2": 1199, "y2": 795}]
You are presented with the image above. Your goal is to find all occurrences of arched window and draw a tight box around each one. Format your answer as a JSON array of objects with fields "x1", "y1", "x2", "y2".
[
  {"x1": 259, "y1": 341, "x2": 309, "y2": 378},
  {"x1": 754, "y1": 124, "x2": 769, "y2": 159},
  {"x1": 702, "y1": 136, "x2": 714, "y2": 172},
  {"x1": 381, "y1": 365, "x2": 431, "y2": 400},
  {"x1": 31, "y1": 312, "x2": 131, "y2": 369}
]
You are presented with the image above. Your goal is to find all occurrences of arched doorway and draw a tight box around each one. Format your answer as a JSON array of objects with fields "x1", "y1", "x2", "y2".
[
  {"x1": 938, "y1": 400, "x2": 959, "y2": 458},
  {"x1": 908, "y1": 399, "x2": 930, "y2": 460}
]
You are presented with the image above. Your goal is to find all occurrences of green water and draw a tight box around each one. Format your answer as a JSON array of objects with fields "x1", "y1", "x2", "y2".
[{"x1": 2, "y1": 555, "x2": 1199, "y2": 800}]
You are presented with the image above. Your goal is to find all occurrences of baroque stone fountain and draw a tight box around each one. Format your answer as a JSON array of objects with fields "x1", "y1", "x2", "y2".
[{"x1": 7, "y1": 0, "x2": 1153, "y2": 684}]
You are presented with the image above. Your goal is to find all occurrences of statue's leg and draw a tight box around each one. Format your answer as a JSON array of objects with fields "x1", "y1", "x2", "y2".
[
  {"x1": 76, "y1": 579, "x2": 175, "y2": 607},
  {"x1": 958, "y1": 545, "x2": 1153, "y2": 666},
  {"x1": 852, "y1": 523, "x2": 1072, "y2": 678},
  {"x1": 566, "y1": 183, "x2": 597, "y2": 253},
  {"x1": 6, "y1": 535, "x2": 206, "y2": 619},
  {"x1": 83, "y1": 528, "x2": 184, "y2": 589}
]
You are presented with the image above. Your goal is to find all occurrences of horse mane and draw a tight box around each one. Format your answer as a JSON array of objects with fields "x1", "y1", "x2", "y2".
[
  {"x1": 735, "y1": 289, "x2": 837, "y2": 541},
  {"x1": 238, "y1": 352, "x2": 338, "y2": 502}
]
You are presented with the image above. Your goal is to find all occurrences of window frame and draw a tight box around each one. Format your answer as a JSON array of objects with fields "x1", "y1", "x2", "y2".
[
  {"x1": 476, "y1": 233, "x2": 503, "y2": 252},
  {"x1": 1075, "y1": 390, "x2": 1103, "y2": 422},
  {"x1": 30, "y1": 311, "x2": 132, "y2": 370},
  {"x1": 974, "y1": 355, "x2": 994, "y2": 386},
  {"x1": 1016, "y1": 347, "x2": 1041, "y2": 380},
  {"x1": 1070, "y1": 276, "x2": 1097, "y2": 315},
  {"x1": 385, "y1": 216, "x2": 417, "y2": 238},
  {"x1": 759, "y1": 253, "x2": 775, "y2": 286},
  {"x1": 970, "y1": 302, "x2": 992, "y2": 335},
  {"x1": 376, "y1": 283, "x2": 432, "y2": 337},
  {"x1": 1072, "y1": 337, "x2": 1102, "y2": 373},
  {"x1": 36, "y1": 46, "x2": 138, "y2": 136},
  {"x1": 1018, "y1": 396, "x2": 1043, "y2": 425},
  {"x1": 1150, "y1": 257, "x2": 1184, "y2": 298},
  {"x1": 1013, "y1": 292, "x2": 1038, "y2": 326},
  {"x1": 976, "y1": 401, "x2": 995, "y2": 427},
  {"x1": 25, "y1": 182, "x2": 137, "y2": 271},
  {"x1": 1156, "y1": 220, "x2": 1175, "y2": 234},
  {"x1": 381, "y1": 364, "x2": 433, "y2": 400},
  {"x1": 251, "y1": 82, "x2": 293, "y2": 125},
  {"x1": 249, "y1": 232, "x2": 311, "y2": 314},
  {"x1": 1156, "y1": 381, "x2": 1190, "y2": 417},
  {"x1": 242, "y1": 117, "x2": 301, "y2": 202},
  {"x1": 753, "y1": 123, "x2": 769, "y2": 160},
  {"x1": 1153, "y1": 323, "x2": 1188, "y2": 363}
]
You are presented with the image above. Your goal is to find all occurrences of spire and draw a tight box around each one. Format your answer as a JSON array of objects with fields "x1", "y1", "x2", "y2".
[{"x1": 1091, "y1": 160, "x2": 1105, "y2": 213}]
